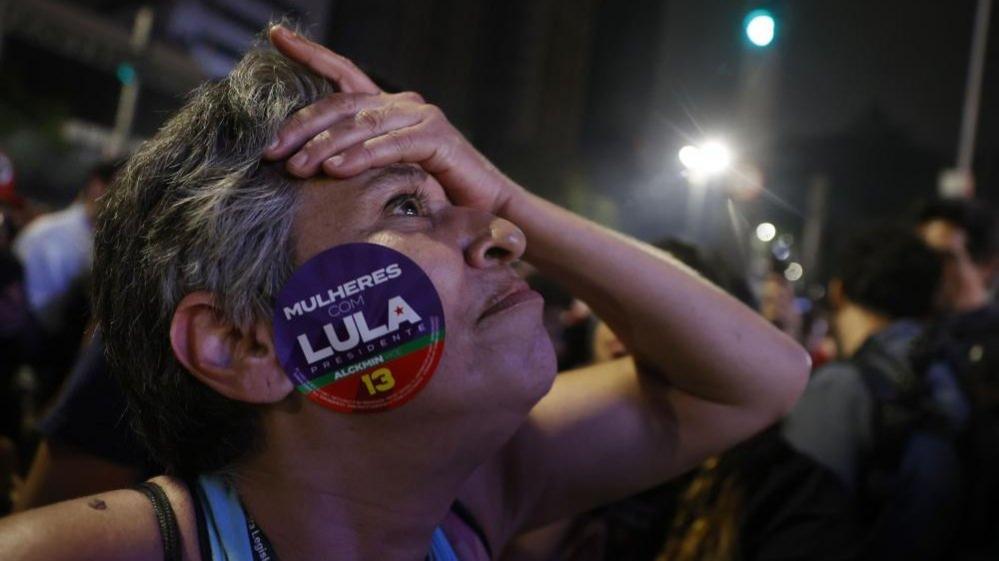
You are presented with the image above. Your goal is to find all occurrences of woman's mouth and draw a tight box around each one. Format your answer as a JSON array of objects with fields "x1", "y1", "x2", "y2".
[{"x1": 479, "y1": 280, "x2": 543, "y2": 321}]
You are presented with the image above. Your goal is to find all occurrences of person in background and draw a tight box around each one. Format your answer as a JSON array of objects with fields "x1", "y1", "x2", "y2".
[
  {"x1": 0, "y1": 151, "x2": 31, "y2": 514},
  {"x1": 760, "y1": 270, "x2": 804, "y2": 342},
  {"x1": 591, "y1": 320, "x2": 627, "y2": 364},
  {"x1": 521, "y1": 264, "x2": 593, "y2": 371},
  {"x1": 917, "y1": 199, "x2": 997, "y2": 315},
  {"x1": 13, "y1": 333, "x2": 156, "y2": 512},
  {"x1": 13, "y1": 161, "x2": 117, "y2": 317},
  {"x1": 0, "y1": 210, "x2": 28, "y2": 516},
  {"x1": 0, "y1": 210, "x2": 29, "y2": 437},
  {"x1": 13, "y1": 161, "x2": 120, "y2": 406},
  {"x1": 0, "y1": 152, "x2": 37, "y2": 236},
  {"x1": 801, "y1": 305, "x2": 838, "y2": 370},
  {"x1": 782, "y1": 225, "x2": 964, "y2": 560},
  {"x1": 916, "y1": 198, "x2": 999, "y2": 558}
]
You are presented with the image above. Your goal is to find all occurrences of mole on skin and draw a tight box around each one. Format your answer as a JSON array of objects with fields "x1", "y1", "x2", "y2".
[{"x1": 87, "y1": 498, "x2": 108, "y2": 511}]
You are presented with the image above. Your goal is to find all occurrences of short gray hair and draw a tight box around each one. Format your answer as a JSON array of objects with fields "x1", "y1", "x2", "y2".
[{"x1": 94, "y1": 42, "x2": 336, "y2": 476}]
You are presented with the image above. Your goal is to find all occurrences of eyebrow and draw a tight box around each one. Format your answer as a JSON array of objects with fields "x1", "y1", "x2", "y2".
[{"x1": 361, "y1": 164, "x2": 429, "y2": 193}]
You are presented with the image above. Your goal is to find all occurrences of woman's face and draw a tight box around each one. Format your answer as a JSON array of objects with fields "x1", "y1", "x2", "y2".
[{"x1": 291, "y1": 164, "x2": 557, "y2": 421}]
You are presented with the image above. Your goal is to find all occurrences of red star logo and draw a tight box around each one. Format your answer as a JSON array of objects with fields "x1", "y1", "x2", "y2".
[{"x1": 395, "y1": 306, "x2": 404, "y2": 316}]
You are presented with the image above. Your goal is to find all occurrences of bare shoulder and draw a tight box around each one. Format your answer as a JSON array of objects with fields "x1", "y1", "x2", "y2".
[{"x1": 0, "y1": 475, "x2": 201, "y2": 561}]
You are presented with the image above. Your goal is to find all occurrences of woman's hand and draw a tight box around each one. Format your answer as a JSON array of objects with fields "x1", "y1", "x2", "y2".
[{"x1": 264, "y1": 25, "x2": 523, "y2": 216}]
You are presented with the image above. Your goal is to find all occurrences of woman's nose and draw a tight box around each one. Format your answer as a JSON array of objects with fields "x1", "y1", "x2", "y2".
[{"x1": 448, "y1": 207, "x2": 526, "y2": 268}]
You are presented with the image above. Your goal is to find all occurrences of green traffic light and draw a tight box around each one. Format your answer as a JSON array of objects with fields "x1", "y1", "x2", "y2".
[
  {"x1": 744, "y1": 9, "x2": 776, "y2": 47},
  {"x1": 116, "y1": 63, "x2": 136, "y2": 85}
]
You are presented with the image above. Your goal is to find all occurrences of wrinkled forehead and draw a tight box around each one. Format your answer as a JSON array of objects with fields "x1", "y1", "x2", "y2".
[{"x1": 291, "y1": 164, "x2": 433, "y2": 264}]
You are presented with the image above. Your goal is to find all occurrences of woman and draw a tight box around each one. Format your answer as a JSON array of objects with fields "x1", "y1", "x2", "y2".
[{"x1": 0, "y1": 26, "x2": 808, "y2": 561}]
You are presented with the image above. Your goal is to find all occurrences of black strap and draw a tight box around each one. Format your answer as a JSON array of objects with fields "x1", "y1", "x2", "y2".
[
  {"x1": 187, "y1": 478, "x2": 215, "y2": 561},
  {"x1": 136, "y1": 481, "x2": 182, "y2": 561},
  {"x1": 450, "y1": 500, "x2": 492, "y2": 559}
]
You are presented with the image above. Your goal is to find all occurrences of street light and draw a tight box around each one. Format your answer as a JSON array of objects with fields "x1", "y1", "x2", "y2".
[
  {"x1": 679, "y1": 139, "x2": 735, "y2": 240},
  {"x1": 744, "y1": 9, "x2": 776, "y2": 47},
  {"x1": 678, "y1": 145, "x2": 702, "y2": 171},
  {"x1": 700, "y1": 141, "x2": 732, "y2": 174},
  {"x1": 678, "y1": 140, "x2": 733, "y2": 177},
  {"x1": 116, "y1": 63, "x2": 136, "y2": 85}
]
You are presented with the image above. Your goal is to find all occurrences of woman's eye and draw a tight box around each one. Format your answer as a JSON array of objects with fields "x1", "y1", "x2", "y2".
[{"x1": 387, "y1": 194, "x2": 425, "y2": 217}]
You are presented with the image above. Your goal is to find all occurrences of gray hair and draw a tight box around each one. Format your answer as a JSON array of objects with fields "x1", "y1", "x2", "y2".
[{"x1": 94, "y1": 43, "x2": 335, "y2": 476}]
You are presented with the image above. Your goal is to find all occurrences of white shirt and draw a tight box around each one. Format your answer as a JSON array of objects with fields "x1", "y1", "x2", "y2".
[{"x1": 14, "y1": 202, "x2": 93, "y2": 312}]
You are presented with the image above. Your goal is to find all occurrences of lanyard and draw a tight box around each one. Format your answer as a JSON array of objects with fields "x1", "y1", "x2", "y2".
[{"x1": 246, "y1": 516, "x2": 280, "y2": 561}]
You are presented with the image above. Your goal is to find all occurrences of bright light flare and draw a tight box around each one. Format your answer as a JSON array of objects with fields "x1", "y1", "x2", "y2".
[
  {"x1": 785, "y1": 262, "x2": 804, "y2": 282},
  {"x1": 678, "y1": 145, "x2": 702, "y2": 170},
  {"x1": 745, "y1": 11, "x2": 776, "y2": 47},
  {"x1": 678, "y1": 141, "x2": 733, "y2": 176},
  {"x1": 755, "y1": 222, "x2": 777, "y2": 242},
  {"x1": 700, "y1": 141, "x2": 731, "y2": 173}
]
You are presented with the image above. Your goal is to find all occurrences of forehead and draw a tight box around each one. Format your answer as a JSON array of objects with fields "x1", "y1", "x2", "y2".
[{"x1": 291, "y1": 164, "x2": 435, "y2": 263}]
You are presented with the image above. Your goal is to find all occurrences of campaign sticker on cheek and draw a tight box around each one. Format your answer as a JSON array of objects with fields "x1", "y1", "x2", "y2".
[{"x1": 272, "y1": 243, "x2": 445, "y2": 413}]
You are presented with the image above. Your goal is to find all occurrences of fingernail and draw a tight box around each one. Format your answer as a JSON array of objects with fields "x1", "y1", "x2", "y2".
[
  {"x1": 327, "y1": 154, "x2": 345, "y2": 167},
  {"x1": 267, "y1": 138, "x2": 280, "y2": 152},
  {"x1": 272, "y1": 25, "x2": 300, "y2": 41},
  {"x1": 290, "y1": 152, "x2": 308, "y2": 168}
]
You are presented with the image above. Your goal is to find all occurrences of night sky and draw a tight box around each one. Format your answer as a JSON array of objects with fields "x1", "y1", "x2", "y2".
[
  {"x1": 583, "y1": 0, "x2": 999, "y2": 277},
  {"x1": 650, "y1": 1, "x2": 996, "y2": 159}
]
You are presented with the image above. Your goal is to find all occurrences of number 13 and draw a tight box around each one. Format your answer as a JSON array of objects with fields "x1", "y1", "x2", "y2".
[{"x1": 361, "y1": 368, "x2": 395, "y2": 396}]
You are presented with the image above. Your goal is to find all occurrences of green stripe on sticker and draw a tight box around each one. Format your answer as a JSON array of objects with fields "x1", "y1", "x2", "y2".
[{"x1": 296, "y1": 330, "x2": 445, "y2": 393}]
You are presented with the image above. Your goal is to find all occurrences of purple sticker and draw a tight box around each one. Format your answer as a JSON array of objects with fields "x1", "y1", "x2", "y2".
[{"x1": 272, "y1": 243, "x2": 445, "y2": 413}]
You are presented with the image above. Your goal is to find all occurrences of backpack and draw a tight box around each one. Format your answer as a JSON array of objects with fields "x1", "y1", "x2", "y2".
[
  {"x1": 934, "y1": 309, "x2": 999, "y2": 556},
  {"x1": 850, "y1": 329, "x2": 966, "y2": 559}
]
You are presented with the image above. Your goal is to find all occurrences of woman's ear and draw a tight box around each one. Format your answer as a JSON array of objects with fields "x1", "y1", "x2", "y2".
[{"x1": 170, "y1": 292, "x2": 293, "y2": 403}]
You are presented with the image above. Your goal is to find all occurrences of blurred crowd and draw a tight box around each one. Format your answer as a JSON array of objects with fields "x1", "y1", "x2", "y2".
[
  {"x1": 509, "y1": 197, "x2": 999, "y2": 561},
  {"x1": 504, "y1": 198, "x2": 999, "y2": 561},
  {"x1": 1, "y1": 152, "x2": 998, "y2": 561}
]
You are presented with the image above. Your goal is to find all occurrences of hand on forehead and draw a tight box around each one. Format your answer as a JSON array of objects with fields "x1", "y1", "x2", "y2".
[
  {"x1": 269, "y1": 25, "x2": 381, "y2": 95},
  {"x1": 265, "y1": 25, "x2": 404, "y2": 178},
  {"x1": 264, "y1": 25, "x2": 520, "y2": 216}
]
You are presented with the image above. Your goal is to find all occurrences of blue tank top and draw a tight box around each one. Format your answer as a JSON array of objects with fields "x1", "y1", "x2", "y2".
[{"x1": 192, "y1": 474, "x2": 460, "y2": 561}]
